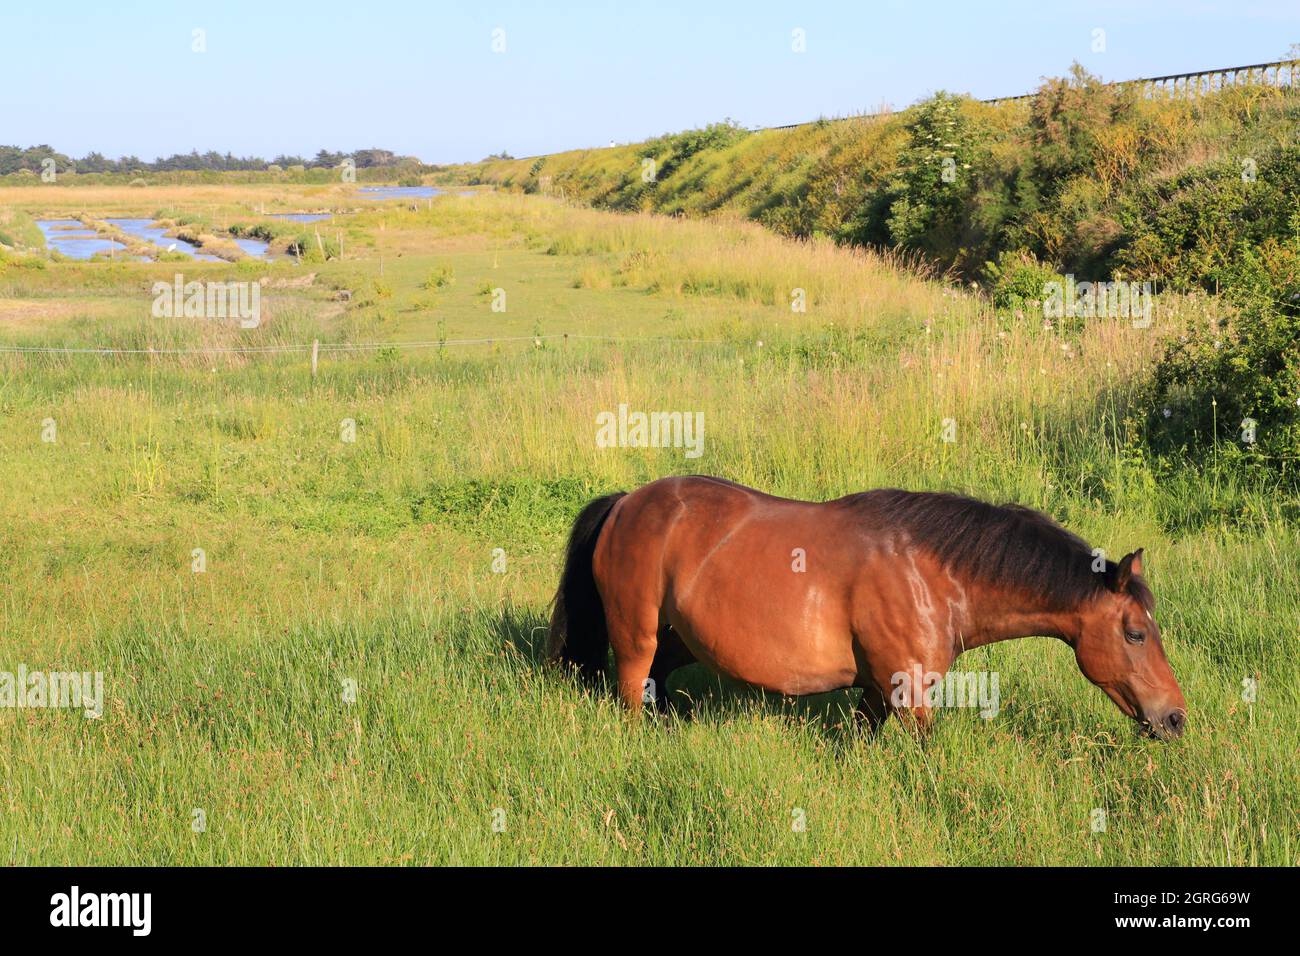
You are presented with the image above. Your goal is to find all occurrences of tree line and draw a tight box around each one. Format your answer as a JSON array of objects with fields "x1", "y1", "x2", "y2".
[{"x1": 0, "y1": 145, "x2": 419, "y2": 175}]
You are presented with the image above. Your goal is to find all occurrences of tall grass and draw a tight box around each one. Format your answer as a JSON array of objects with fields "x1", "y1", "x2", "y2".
[{"x1": 0, "y1": 189, "x2": 1295, "y2": 865}]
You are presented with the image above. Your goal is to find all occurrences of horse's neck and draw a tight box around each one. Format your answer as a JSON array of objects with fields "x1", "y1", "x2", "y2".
[{"x1": 959, "y1": 584, "x2": 1082, "y2": 651}]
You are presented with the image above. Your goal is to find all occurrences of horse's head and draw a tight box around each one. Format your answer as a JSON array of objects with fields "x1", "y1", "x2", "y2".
[{"x1": 1075, "y1": 549, "x2": 1187, "y2": 740}]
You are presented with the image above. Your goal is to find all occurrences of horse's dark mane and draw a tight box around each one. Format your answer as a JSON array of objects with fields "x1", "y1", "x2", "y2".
[{"x1": 853, "y1": 489, "x2": 1135, "y2": 610}]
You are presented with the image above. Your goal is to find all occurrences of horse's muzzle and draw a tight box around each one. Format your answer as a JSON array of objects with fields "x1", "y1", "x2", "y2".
[{"x1": 1139, "y1": 708, "x2": 1187, "y2": 740}]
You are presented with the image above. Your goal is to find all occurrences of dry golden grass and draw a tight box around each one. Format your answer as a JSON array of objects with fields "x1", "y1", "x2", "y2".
[
  {"x1": 0, "y1": 182, "x2": 363, "y2": 220},
  {"x1": 0, "y1": 297, "x2": 117, "y2": 330}
]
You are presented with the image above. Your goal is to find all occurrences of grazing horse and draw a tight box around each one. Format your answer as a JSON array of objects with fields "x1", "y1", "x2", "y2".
[{"x1": 547, "y1": 476, "x2": 1187, "y2": 739}]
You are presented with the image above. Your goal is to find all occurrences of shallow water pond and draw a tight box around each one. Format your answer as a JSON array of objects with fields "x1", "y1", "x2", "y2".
[
  {"x1": 233, "y1": 237, "x2": 270, "y2": 257},
  {"x1": 105, "y1": 218, "x2": 223, "y2": 261},
  {"x1": 357, "y1": 186, "x2": 441, "y2": 200},
  {"x1": 36, "y1": 219, "x2": 125, "y2": 260}
]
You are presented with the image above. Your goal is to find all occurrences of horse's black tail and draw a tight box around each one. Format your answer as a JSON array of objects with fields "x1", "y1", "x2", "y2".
[{"x1": 547, "y1": 492, "x2": 626, "y2": 685}]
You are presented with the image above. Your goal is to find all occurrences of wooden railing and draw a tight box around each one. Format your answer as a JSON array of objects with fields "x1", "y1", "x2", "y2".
[{"x1": 764, "y1": 58, "x2": 1300, "y2": 131}]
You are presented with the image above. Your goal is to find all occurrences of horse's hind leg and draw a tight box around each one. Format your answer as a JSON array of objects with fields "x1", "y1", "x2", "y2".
[
  {"x1": 605, "y1": 599, "x2": 662, "y2": 714},
  {"x1": 647, "y1": 626, "x2": 695, "y2": 715},
  {"x1": 592, "y1": 485, "x2": 685, "y2": 715}
]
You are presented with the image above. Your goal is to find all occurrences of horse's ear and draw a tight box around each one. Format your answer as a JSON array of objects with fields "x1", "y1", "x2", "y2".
[{"x1": 1108, "y1": 549, "x2": 1144, "y2": 591}]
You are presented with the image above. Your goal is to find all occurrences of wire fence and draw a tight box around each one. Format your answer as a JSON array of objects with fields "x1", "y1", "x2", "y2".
[{"x1": 0, "y1": 332, "x2": 733, "y2": 358}]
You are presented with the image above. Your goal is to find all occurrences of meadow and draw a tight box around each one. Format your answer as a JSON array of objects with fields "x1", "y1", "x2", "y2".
[{"x1": 0, "y1": 183, "x2": 1295, "y2": 865}]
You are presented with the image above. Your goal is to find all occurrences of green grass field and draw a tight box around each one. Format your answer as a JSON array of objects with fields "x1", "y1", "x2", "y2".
[{"x1": 0, "y1": 184, "x2": 1295, "y2": 865}]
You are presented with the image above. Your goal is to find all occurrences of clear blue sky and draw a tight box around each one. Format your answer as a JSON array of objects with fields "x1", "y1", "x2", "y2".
[{"x1": 2, "y1": 0, "x2": 1296, "y2": 164}]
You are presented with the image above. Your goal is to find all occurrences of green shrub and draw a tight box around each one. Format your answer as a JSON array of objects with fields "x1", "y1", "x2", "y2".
[
  {"x1": 983, "y1": 249, "x2": 1060, "y2": 312},
  {"x1": 0, "y1": 245, "x2": 48, "y2": 270},
  {"x1": 422, "y1": 264, "x2": 455, "y2": 289},
  {"x1": 1026, "y1": 64, "x2": 1137, "y2": 191},
  {"x1": 1119, "y1": 145, "x2": 1300, "y2": 291},
  {"x1": 283, "y1": 230, "x2": 340, "y2": 261},
  {"x1": 885, "y1": 92, "x2": 989, "y2": 265},
  {"x1": 1145, "y1": 237, "x2": 1300, "y2": 476}
]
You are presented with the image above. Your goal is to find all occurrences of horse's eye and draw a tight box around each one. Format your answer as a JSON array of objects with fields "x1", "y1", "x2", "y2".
[{"x1": 1125, "y1": 629, "x2": 1146, "y2": 645}]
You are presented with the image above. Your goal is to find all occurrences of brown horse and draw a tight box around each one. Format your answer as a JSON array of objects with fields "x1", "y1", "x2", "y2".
[{"x1": 547, "y1": 476, "x2": 1187, "y2": 739}]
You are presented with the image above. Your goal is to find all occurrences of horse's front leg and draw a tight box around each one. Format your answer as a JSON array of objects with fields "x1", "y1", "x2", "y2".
[
  {"x1": 857, "y1": 642, "x2": 954, "y2": 735},
  {"x1": 853, "y1": 684, "x2": 890, "y2": 734},
  {"x1": 885, "y1": 655, "x2": 954, "y2": 733},
  {"x1": 853, "y1": 681, "x2": 937, "y2": 734}
]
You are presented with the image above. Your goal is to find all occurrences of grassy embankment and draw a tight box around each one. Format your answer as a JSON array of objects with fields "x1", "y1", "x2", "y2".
[{"x1": 448, "y1": 68, "x2": 1300, "y2": 286}]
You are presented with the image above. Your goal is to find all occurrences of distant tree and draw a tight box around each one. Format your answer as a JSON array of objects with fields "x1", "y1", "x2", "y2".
[
  {"x1": 313, "y1": 149, "x2": 347, "y2": 168},
  {"x1": 353, "y1": 148, "x2": 398, "y2": 168},
  {"x1": 75, "y1": 151, "x2": 111, "y2": 173},
  {"x1": 0, "y1": 144, "x2": 72, "y2": 174}
]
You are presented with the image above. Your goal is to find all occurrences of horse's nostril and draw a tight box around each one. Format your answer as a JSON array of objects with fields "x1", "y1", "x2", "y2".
[{"x1": 1166, "y1": 709, "x2": 1187, "y2": 736}]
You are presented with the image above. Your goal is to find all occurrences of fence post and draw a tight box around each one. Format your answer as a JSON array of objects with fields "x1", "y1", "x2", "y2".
[{"x1": 311, "y1": 339, "x2": 319, "y2": 378}]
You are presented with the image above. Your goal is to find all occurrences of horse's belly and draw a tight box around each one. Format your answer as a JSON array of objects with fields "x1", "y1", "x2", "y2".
[
  {"x1": 669, "y1": 578, "x2": 858, "y2": 696},
  {"x1": 655, "y1": 492, "x2": 865, "y2": 695}
]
